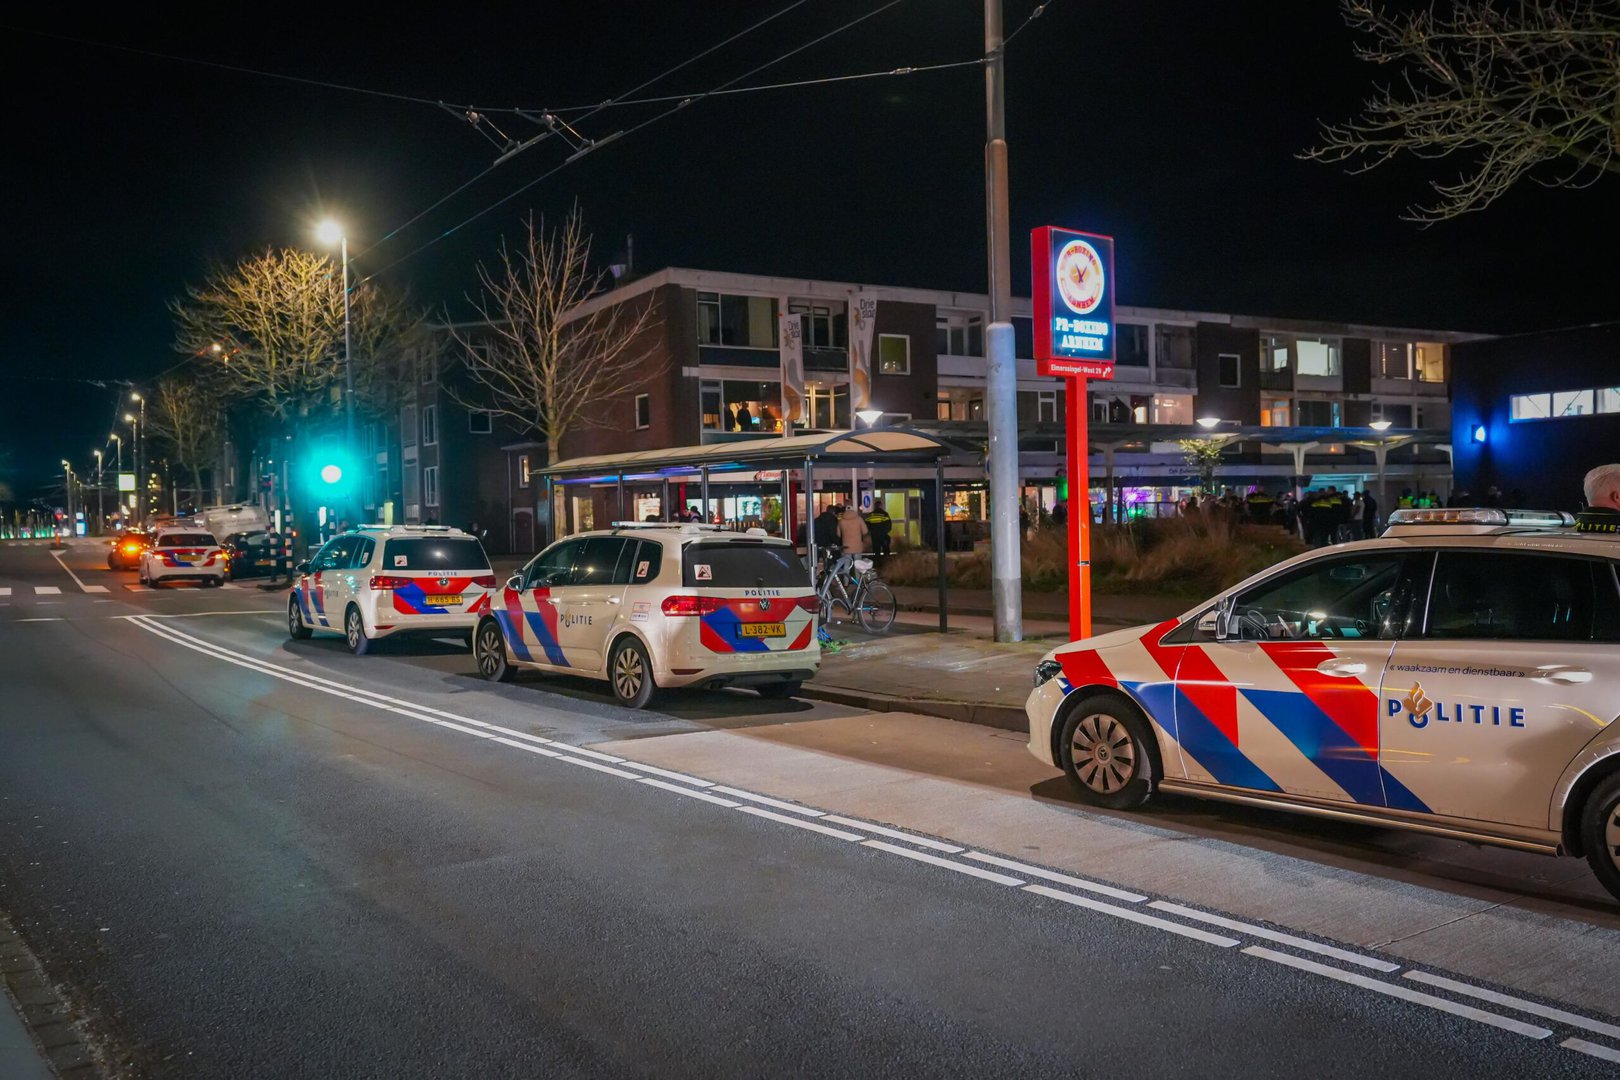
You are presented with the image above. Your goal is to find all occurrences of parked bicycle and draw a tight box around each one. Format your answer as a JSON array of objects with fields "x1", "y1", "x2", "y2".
[{"x1": 815, "y1": 551, "x2": 897, "y2": 633}]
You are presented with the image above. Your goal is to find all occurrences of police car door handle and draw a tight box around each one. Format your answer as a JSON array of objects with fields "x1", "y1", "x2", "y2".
[
  {"x1": 1315, "y1": 658, "x2": 1367, "y2": 677},
  {"x1": 1535, "y1": 666, "x2": 1592, "y2": 685},
  {"x1": 607, "y1": 596, "x2": 621, "y2": 604}
]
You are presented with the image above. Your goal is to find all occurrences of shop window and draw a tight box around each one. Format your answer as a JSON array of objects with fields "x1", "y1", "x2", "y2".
[
  {"x1": 1218, "y1": 353, "x2": 1241, "y2": 388},
  {"x1": 697, "y1": 292, "x2": 778, "y2": 347},
  {"x1": 701, "y1": 379, "x2": 783, "y2": 433},
  {"x1": 635, "y1": 394, "x2": 651, "y2": 430},
  {"x1": 877, "y1": 334, "x2": 910, "y2": 375}
]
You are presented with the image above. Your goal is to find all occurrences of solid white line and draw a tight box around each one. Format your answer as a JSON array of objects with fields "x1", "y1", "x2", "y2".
[
  {"x1": 711, "y1": 786, "x2": 824, "y2": 816},
  {"x1": 825, "y1": 816, "x2": 965, "y2": 852},
  {"x1": 963, "y1": 852, "x2": 1148, "y2": 904},
  {"x1": 490, "y1": 737, "x2": 562, "y2": 758},
  {"x1": 82, "y1": 584, "x2": 109, "y2": 593},
  {"x1": 1562, "y1": 1038, "x2": 1620, "y2": 1064},
  {"x1": 136, "y1": 610, "x2": 281, "y2": 618},
  {"x1": 1027, "y1": 885, "x2": 1242, "y2": 947},
  {"x1": 49, "y1": 549, "x2": 90, "y2": 591},
  {"x1": 558, "y1": 756, "x2": 641, "y2": 780},
  {"x1": 635, "y1": 777, "x2": 740, "y2": 805},
  {"x1": 34, "y1": 586, "x2": 60, "y2": 595},
  {"x1": 863, "y1": 840, "x2": 1024, "y2": 885},
  {"x1": 631, "y1": 764, "x2": 715, "y2": 788},
  {"x1": 1403, "y1": 971, "x2": 1620, "y2": 1039},
  {"x1": 736, "y1": 806, "x2": 864, "y2": 840},
  {"x1": 1151, "y1": 901, "x2": 1399, "y2": 972},
  {"x1": 1244, "y1": 947, "x2": 1552, "y2": 1039},
  {"x1": 14, "y1": 618, "x2": 63, "y2": 623}
]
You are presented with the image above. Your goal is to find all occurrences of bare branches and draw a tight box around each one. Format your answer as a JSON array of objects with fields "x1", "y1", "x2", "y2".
[
  {"x1": 146, "y1": 376, "x2": 223, "y2": 497},
  {"x1": 450, "y1": 208, "x2": 663, "y2": 453},
  {"x1": 1303, "y1": 0, "x2": 1620, "y2": 222}
]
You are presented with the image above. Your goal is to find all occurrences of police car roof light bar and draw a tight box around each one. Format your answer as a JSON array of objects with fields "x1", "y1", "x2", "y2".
[{"x1": 1386, "y1": 508, "x2": 1574, "y2": 528}]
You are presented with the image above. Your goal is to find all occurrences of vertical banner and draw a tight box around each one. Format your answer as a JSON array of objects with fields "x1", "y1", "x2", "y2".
[
  {"x1": 779, "y1": 303, "x2": 805, "y2": 426},
  {"x1": 849, "y1": 293, "x2": 877, "y2": 411}
]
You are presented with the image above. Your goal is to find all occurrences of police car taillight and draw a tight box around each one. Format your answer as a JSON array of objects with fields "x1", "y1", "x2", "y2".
[
  {"x1": 370, "y1": 575, "x2": 412, "y2": 590},
  {"x1": 472, "y1": 575, "x2": 497, "y2": 588},
  {"x1": 662, "y1": 595, "x2": 724, "y2": 616}
]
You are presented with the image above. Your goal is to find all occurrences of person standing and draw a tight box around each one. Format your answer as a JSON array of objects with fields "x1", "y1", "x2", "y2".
[
  {"x1": 814, "y1": 503, "x2": 841, "y2": 551},
  {"x1": 1362, "y1": 490, "x2": 1379, "y2": 536},
  {"x1": 837, "y1": 504, "x2": 870, "y2": 555},
  {"x1": 864, "y1": 502, "x2": 893, "y2": 559}
]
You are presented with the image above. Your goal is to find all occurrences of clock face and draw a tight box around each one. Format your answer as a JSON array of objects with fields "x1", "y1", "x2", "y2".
[{"x1": 1055, "y1": 239, "x2": 1105, "y2": 315}]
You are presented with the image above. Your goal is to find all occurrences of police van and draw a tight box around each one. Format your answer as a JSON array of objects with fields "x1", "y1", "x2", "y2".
[{"x1": 1025, "y1": 507, "x2": 1620, "y2": 903}]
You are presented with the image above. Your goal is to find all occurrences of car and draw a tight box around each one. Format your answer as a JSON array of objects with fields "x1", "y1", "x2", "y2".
[
  {"x1": 287, "y1": 525, "x2": 496, "y2": 654},
  {"x1": 139, "y1": 528, "x2": 226, "y2": 587},
  {"x1": 107, "y1": 529, "x2": 150, "y2": 570},
  {"x1": 472, "y1": 522, "x2": 820, "y2": 708},
  {"x1": 222, "y1": 530, "x2": 278, "y2": 580},
  {"x1": 1025, "y1": 506, "x2": 1620, "y2": 905}
]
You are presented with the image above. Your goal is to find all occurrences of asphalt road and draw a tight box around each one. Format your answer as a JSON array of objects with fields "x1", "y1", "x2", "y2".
[{"x1": 1, "y1": 540, "x2": 1616, "y2": 1078}]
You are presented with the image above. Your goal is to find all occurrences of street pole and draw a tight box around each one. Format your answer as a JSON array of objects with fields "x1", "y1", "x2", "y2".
[
  {"x1": 62, "y1": 462, "x2": 72, "y2": 538},
  {"x1": 984, "y1": 0, "x2": 1023, "y2": 642},
  {"x1": 95, "y1": 450, "x2": 105, "y2": 535},
  {"x1": 341, "y1": 234, "x2": 356, "y2": 528}
]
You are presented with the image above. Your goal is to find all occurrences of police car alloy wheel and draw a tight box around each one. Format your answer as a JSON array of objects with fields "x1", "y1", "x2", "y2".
[
  {"x1": 1058, "y1": 694, "x2": 1156, "y2": 810},
  {"x1": 1580, "y1": 772, "x2": 1620, "y2": 904},
  {"x1": 609, "y1": 637, "x2": 657, "y2": 709},
  {"x1": 344, "y1": 606, "x2": 373, "y2": 656},
  {"x1": 474, "y1": 619, "x2": 514, "y2": 683},
  {"x1": 288, "y1": 598, "x2": 312, "y2": 640}
]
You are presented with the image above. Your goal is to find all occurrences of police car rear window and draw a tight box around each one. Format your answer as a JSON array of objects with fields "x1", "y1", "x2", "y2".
[
  {"x1": 160, "y1": 533, "x2": 215, "y2": 548},
  {"x1": 682, "y1": 542, "x2": 806, "y2": 588},
  {"x1": 380, "y1": 538, "x2": 490, "y2": 571}
]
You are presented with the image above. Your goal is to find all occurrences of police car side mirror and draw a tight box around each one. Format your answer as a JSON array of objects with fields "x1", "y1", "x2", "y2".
[
  {"x1": 506, "y1": 574, "x2": 523, "y2": 591},
  {"x1": 1213, "y1": 597, "x2": 1236, "y2": 641},
  {"x1": 295, "y1": 560, "x2": 311, "y2": 575}
]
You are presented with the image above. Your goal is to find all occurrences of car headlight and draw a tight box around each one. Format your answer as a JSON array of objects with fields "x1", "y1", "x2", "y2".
[{"x1": 1034, "y1": 658, "x2": 1063, "y2": 688}]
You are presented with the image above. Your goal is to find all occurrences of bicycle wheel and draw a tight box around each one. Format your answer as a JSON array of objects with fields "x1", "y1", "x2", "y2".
[{"x1": 856, "y1": 579, "x2": 897, "y2": 634}]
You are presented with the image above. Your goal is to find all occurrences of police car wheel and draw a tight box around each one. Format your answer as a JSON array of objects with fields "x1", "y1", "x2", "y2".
[
  {"x1": 287, "y1": 597, "x2": 312, "y2": 640},
  {"x1": 1058, "y1": 694, "x2": 1155, "y2": 810},
  {"x1": 344, "y1": 605, "x2": 373, "y2": 656},
  {"x1": 609, "y1": 637, "x2": 657, "y2": 709},
  {"x1": 474, "y1": 619, "x2": 514, "y2": 683},
  {"x1": 1579, "y1": 772, "x2": 1620, "y2": 904}
]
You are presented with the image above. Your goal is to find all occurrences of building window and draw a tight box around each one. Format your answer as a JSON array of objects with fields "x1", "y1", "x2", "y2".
[
  {"x1": 400, "y1": 404, "x2": 418, "y2": 448},
  {"x1": 935, "y1": 388, "x2": 984, "y2": 421},
  {"x1": 700, "y1": 379, "x2": 783, "y2": 432},
  {"x1": 518, "y1": 454, "x2": 532, "y2": 488},
  {"x1": 1037, "y1": 390, "x2": 1059, "y2": 423},
  {"x1": 468, "y1": 410, "x2": 494, "y2": 435},
  {"x1": 1414, "y1": 343, "x2": 1446, "y2": 383},
  {"x1": 1509, "y1": 386, "x2": 1620, "y2": 422},
  {"x1": 1297, "y1": 399, "x2": 1340, "y2": 427},
  {"x1": 788, "y1": 302, "x2": 846, "y2": 350},
  {"x1": 1156, "y1": 325, "x2": 1194, "y2": 369},
  {"x1": 421, "y1": 404, "x2": 438, "y2": 446},
  {"x1": 1217, "y1": 353, "x2": 1241, "y2": 388},
  {"x1": 1117, "y1": 324, "x2": 1149, "y2": 366},
  {"x1": 1152, "y1": 395, "x2": 1192, "y2": 424},
  {"x1": 1376, "y1": 342, "x2": 1412, "y2": 379},
  {"x1": 804, "y1": 381, "x2": 849, "y2": 429},
  {"x1": 1259, "y1": 336, "x2": 1290, "y2": 373},
  {"x1": 423, "y1": 466, "x2": 439, "y2": 508},
  {"x1": 877, "y1": 334, "x2": 910, "y2": 375},
  {"x1": 696, "y1": 292, "x2": 778, "y2": 348},
  {"x1": 1260, "y1": 398, "x2": 1291, "y2": 426},
  {"x1": 935, "y1": 312, "x2": 985, "y2": 357},
  {"x1": 1296, "y1": 337, "x2": 1341, "y2": 377},
  {"x1": 635, "y1": 393, "x2": 651, "y2": 429},
  {"x1": 419, "y1": 350, "x2": 437, "y2": 384}
]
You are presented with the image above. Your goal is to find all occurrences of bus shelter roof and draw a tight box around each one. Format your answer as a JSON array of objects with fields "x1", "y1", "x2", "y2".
[{"x1": 541, "y1": 427, "x2": 965, "y2": 484}]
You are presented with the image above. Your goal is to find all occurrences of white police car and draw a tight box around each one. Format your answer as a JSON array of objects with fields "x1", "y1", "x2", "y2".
[
  {"x1": 1027, "y1": 507, "x2": 1620, "y2": 904},
  {"x1": 473, "y1": 523, "x2": 819, "y2": 708},
  {"x1": 288, "y1": 525, "x2": 496, "y2": 654},
  {"x1": 139, "y1": 528, "x2": 226, "y2": 587}
]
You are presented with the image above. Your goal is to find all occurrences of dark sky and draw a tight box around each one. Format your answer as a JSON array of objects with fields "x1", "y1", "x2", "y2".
[{"x1": 2, "y1": 1, "x2": 1614, "y2": 498}]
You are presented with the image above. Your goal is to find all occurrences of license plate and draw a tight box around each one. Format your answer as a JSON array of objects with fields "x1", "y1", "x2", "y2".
[
  {"x1": 738, "y1": 622, "x2": 786, "y2": 638},
  {"x1": 424, "y1": 594, "x2": 463, "y2": 607}
]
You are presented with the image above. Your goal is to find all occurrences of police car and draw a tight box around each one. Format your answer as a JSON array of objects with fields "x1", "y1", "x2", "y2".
[
  {"x1": 1027, "y1": 507, "x2": 1620, "y2": 904},
  {"x1": 472, "y1": 523, "x2": 819, "y2": 708},
  {"x1": 138, "y1": 528, "x2": 226, "y2": 587},
  {"x1": 288, "y1": 525, "x2": 496, "y2": 654}
]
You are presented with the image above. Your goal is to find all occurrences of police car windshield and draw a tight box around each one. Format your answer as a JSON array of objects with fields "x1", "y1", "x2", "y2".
[
  {"x1": 160, "y1": 533, "x2": 215, "y2": 548},
  {"x1": 683, "y1": 542, "x2": 806, "y2": 588},
  {"x1": 380, "y1": 538, "x2": 490, "y2": 571}
]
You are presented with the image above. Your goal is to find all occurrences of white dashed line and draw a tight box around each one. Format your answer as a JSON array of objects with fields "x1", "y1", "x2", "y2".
[
  {"x1": 736, "y1": 806, "x2": 864, "y2": 841},
  {"x1": 633, "y1": 764, "x2": 716, "y2": 788},
  {"x1": 556, "y1": 756, "x2": 641, "y2": 780},
  {"x1": 862, "y1": 840, "x2": 1024, "y2": 885},
  {"x1": 1028, "y1": 885, "x2": 1242, "y2": 947},
  {"x1": 1244, "y1": 948, "x2": 1552, "y2": 1039},
  {"x1": 0, "y1": 587, "x2": 10, "y2": 596},
  {"x1": 711, "y1": 786, "x2": 824, "y2": 816},
  {"x1": 634, "y1": 777, "x2": 739, "y2": 806},
  {"x1": 963, "y1": 852, "x2": 1148, "y2": 903},
  {"x1": 15, "y1": 618, "x2": 64, "y2": 623},
  {"x1": 83, "y1": 584, "x2": 109, "y2": 593},
  {"x1": 34, "y1": 586, "x2": 60, "y2": 595},
  {"x1": 1562, "y1": 1038, "x2": 1620, "y2": 1064},
  {"x1": 1403, "y1": 970, "x2": 1620, "y2": 1039},
  {"x1": 1150, "y1": 901, "x2": 1399, "y2": 972},
  {"x1": 823, "y1": 816, "x2": 965, "y2": 853}
]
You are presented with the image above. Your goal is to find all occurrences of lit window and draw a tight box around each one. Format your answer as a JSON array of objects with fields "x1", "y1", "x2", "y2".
[
  {"x1": 1261, "y1": 399, "x2": 1291, "y2": 426},
  {"x1": 1414, "y1": 344, "x2": 1446, "y2": 383},
  {"x1": 518, "y1": 455, "x2": 531, "y2": 488},
  {"x1": 1552, "y1": 389, "x2": 1594, "y2": 417},
  {"x1": 1598, "y1": 388, "x2": 1620, "y2": 414},
  {"x1": 1295, "y1": 338, "x2": 1341, "y2": 377},
  {"x1": 877, "y1": 334, "x2": 910, "y2": 375},
  {"x1": 1510, "y1": 393, "x2": 1551, "y2": 421}
]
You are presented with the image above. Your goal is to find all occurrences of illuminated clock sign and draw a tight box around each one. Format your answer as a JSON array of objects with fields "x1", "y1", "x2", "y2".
[{"x1": 1032, "y1": 226, "x2": 1115, "y2": 381}]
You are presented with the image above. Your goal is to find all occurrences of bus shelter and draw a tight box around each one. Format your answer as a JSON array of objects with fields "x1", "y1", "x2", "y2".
[{"x1": 541, "y1": 428, "x2": 969, "y2": 631}]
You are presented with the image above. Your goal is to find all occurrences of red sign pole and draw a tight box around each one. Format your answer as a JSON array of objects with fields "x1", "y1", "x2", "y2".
[{"x1": 1065, "y1": 374, "x2": 1092, "y2": 639}]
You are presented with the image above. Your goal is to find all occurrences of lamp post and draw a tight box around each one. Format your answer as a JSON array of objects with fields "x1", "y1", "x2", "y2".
[
  {"x1": 60, "y1": 460, "x2": 73, "y2": 539},
  {"x1": 93, "y1": 449, "x2": 104, "y2": 535},
  {"x1": 128, "y1": 391, "x2": 146, "y2": 525},
  {"x1": 316, "y1": 220, "x2": 355, "y2": 471}
]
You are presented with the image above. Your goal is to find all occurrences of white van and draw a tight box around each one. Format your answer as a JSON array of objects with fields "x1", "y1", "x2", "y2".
[{"x1": 197, "y1": 504, "x2": 268, "y2": 538}]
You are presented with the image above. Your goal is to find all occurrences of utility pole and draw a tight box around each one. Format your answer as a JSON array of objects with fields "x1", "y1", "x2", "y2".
[
  {"x1": 984, "y1": 0, "x2": 1023, "y2": 642},
  {"x1": 94, "y1": 449, "x2": 105, "y2": 535}
]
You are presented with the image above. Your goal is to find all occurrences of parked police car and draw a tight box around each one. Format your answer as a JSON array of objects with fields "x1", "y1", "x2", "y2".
[
  {"x1": 288, "y1": 525, "x2": 496, "y2": 654},
  {"x1": 1027, "y1": 507, "x2": 1620, "y2": 903},
  {"x1": 139, "y1": 528, "x2": 225, "y2": 587},
  {"x1": 473, "y1": 523, "x2": 819, "y2": 708}
]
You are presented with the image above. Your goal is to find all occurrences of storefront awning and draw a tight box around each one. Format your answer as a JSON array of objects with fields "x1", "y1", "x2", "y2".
[{"x1": 542, "y1": 427, "x2": 967, "y2": 482}]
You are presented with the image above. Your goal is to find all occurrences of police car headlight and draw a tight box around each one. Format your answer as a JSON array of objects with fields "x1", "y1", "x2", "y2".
[{"x1": 1034, "y1": 659, "x2": 1063, "y2": 689}]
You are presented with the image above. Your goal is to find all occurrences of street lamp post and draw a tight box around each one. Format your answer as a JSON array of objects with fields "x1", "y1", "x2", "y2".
[
  {"x1": 94, "y1": 449, "x2": 104, "y2": 535},
  {"x1": 128, "y1": 391, "x2": 146, "y2": 525},
  {"x1": 317, "y1": 220, "x2": 355, "y2": 468},
  {"x1": 60, "y1": 460, "x2": 73, "y2": 539}
]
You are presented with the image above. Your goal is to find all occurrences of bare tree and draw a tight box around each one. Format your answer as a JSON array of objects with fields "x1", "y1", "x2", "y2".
[
  {"x1": 145, "y1": 376, "x2": 223, "y2": 504},
  {"x1": 450, "y1": 209, "x2": 661, "y2": 456},
  {"x1": 1303, "y1": 0, "x2": 1620, "y2": 222}
]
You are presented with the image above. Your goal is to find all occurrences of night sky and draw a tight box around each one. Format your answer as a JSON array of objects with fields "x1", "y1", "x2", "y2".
[{"x1": 2, "y1": 1, "x2": 1614, "y2": 499}]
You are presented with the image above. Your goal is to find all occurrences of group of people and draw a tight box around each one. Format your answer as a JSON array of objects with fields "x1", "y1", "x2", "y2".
[
  {"x1": 808, "y1": 502, "x2": 892, "y2": 558},
  {"x1": 1175, "y1": 487, "x2": 1381, "y2": 547}
]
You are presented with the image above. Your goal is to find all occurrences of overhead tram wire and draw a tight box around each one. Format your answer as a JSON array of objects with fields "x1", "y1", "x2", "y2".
[{"x1": 360, "y1": 0, "x2": 912, "y2": 282}]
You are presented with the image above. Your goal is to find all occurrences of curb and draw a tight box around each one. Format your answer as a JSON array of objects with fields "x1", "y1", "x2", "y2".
[
  {"x1": 799, "y1": 684, "x2": 1027, "y2": 733},
  {"x1": 0, "y1": 915, "x2": 98, "y2": 1078}
]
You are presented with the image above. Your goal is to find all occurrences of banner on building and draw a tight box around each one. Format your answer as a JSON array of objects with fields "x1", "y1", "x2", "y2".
[
  {"x1": 779, "y1": 303, "x2": 805, "y2": 426},
  {"x1": 849, "y1": 293, "x2": 878, "y2": 410},
  {"x1": 1032, "y1": 225, "x2": 1116, "y2": 381}
]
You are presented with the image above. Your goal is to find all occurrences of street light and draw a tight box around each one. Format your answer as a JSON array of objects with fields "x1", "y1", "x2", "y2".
[
  {"x1": 126, "y1": 392, "x2": 146, "y2": 525},
  {"x1": 1369, "y1": 419, "x2": 1393, "y2": 432},
  {"x1": 315, "y1": 219, "x2": 356, "y2": 476},
  {"x1": 855, "y1": 408, "x2": 884, "y2": 427},
  {"x1": 1195, "y1": 416, "x2": 1223, "y2": 430},
  {"x1": 60, "y1": 460, "x2": 73, "y2": 538},
  {"x1": 94, "y1": 449, "x2": 104, "y2": 535}
]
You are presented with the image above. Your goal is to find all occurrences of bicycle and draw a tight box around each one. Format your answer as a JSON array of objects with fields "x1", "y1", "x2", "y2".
[{"x1": 815, "y1": 551, "x2": 897, "y2": 634}]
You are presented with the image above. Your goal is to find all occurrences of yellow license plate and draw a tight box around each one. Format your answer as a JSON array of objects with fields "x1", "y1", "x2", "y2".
[
  {"x1": 425, "y1": 594, "x2": 463, "y2": 606},
  {"x1": 738, "y1": 622, "x2": 786, "y2": 638}
]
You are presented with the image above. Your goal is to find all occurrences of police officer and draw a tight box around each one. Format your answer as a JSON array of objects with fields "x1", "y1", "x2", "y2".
[
  {"x1": 864, "y1": 502, "x2": 893, "y2": 559},
  {"x1": 1578, "y1": 464, "x2": 1620, "y2": 532}
]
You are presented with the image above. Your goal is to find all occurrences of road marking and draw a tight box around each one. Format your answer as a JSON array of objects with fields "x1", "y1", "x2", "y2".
[
  {"x1": 135, "y1": 610, "x2": 281, "y2": 618},
  {"x1": 34, "y1": 586, "x2": 60, "y2": 595},
  {"x1": 710, "y1": 786, "x2": 824, "y2": 816},
  {"x1": 558, "y1": 756, "x2": 641, "y2": 780},
  {"x1": 963, "y1": 852, "x2": 1148, "y2": 904},
  {"x1": 824, "y1": 816, "x2": 965, "y2": 853},
  {"x1": 83, "y1": 584, "x2": 109, "y2": 593},
  {"x1": 634, "y1": 764, "x2": 715, "y2": 788},
  {"x1": 49, "y1": 549, "x2": 92, "y2": 591},
  {"x1": 862, "y1": 840, "x2": 1024, "y2": 885},
  {"x1": 1151, "y1": 901, "x2": 1399, "y2": 972},
  {"x1": 736, "y1": 806, "x2": 864, "y2": 841},
  {"x1": 1403, "y1": 970, "x2": 1620, "y2": 1039},
  {"x1": 557, "y1": 745, "x2": 627, "y2": 764},
  {"x1": 636, "y1": 777, "x2": 740, "y2": 806},
  {"x1": 1562, "y1": 1038, "x2": 1620, "y2": 1064},
  {"x1": 1027, "y1": 885, "x2": 1242, "y2": 947},
  {"x1": 1244, "y1": 947, "x2": 1552, "y2": 1039},
  {"x1": 14, "y1": 618, "x2": 64, "y2": 623},
  {"x1": 0, "y1": 588, "x2": 10, "y2": 596}
]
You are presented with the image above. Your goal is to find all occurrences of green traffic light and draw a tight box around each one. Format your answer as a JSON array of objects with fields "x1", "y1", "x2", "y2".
[{"x1": 320, "y1": 464, "x2": 343, "y2": 484}]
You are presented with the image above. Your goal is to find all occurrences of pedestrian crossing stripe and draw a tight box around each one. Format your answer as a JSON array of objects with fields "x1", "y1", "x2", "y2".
[
  {"x1": 83, "y1": 584, "x2": 109, "y2": 593},
  {"x1": 0, "y1": 587, "x2": 10, "y2": 596},
  {"x1": 35, "y1": 586, "x2": 60, "y2": 595}
]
